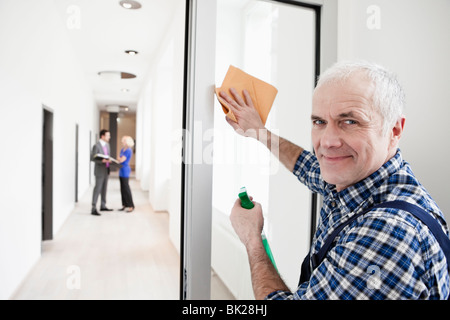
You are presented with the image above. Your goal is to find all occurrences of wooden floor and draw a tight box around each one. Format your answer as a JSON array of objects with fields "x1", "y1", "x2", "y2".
[
  {"x1": 11, "y1": 173, "x2": 234, "y2": 300},
  {"x1": 11, "y1": 174, "x2": 180, "y2": 300},
  {"x1": 11, "y1": 173, "x2": 235, "y2": 300}
]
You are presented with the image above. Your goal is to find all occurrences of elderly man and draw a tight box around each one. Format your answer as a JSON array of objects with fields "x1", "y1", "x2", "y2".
[{"x1": 220, "y1": 61, "x2": 449, "y2": 300}]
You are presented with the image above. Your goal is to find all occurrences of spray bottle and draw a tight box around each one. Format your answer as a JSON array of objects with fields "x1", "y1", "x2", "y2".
[{"x1": 238, "y1": 187, "x2": 278, "y2": 272}]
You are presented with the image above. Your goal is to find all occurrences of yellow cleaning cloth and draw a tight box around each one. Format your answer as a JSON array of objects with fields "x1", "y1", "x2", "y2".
[{"x1": 215, "y1": 65, "x2": 278, "y2": 125}]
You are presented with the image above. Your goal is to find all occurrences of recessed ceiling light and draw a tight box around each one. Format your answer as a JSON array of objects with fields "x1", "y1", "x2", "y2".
[
  {"x1": 106, "y1": 105, "x2": 130, "y2": 112},
  {"x1": 119, "y1": 1, "x2": 142, "y2": 10},
  {"x1": 106, "y1": 105, "x2": 120, "y2": 113},
  {"x1": 125, "y1": 50, "x2": 138, "y2": 56},
  {"x1": 120, "y1": 72, "x2": 136, "y2": 79},
  {"x1": 98, "y1": 71, "x2": 121, "y2": 81},
  {"x1": 98, "y1": 71, "x2": 136, "y2": 79}
]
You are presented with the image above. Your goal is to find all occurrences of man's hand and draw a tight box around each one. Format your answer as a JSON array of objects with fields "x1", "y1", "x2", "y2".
[
  {"x1": 230, "y1": 198, "x2": 264, "y2": 247},
  {"x1": 230, "y1": 197, "x2": 290, "y2": 299},
  {"x1": 219, "y1": 88, "x2": 266, "y2": 141},
  {"x1": 220, "y1": 88, "x2": 304, "y2": 172}
]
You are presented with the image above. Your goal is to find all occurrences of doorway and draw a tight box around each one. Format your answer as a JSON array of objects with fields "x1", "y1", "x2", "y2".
[
  {"x1": 42, "y1": 108, "x2": 53, "y2": 241},
  {"x1": 182, "y1": 0, "x2": 336, "y2": 299},
  {"x1": 211, "y1": 0, "x2": 319, "y2": 299}
]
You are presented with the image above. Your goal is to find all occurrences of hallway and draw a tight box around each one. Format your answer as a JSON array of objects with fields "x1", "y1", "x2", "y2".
[{"x1": 11, "y1": 174, "x2": 179, "y2": 300}]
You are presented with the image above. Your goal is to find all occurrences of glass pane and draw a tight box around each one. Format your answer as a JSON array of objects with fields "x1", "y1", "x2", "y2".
[{"x1": 211, "y1": 0, "x2": 316, "y2": 299}]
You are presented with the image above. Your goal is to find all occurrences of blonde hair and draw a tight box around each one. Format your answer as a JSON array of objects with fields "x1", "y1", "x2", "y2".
[{"x1": 122, "y1": 136, "x2": 135, "y2": 148}]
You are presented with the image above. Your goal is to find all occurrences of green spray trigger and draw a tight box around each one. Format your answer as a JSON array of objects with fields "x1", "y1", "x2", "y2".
[{"x1": 238, "y1": 187, "x2": 254, "y2": 209}]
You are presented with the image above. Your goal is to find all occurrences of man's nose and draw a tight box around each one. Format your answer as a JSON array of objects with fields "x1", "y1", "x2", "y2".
[{"x1": 320, "y1": 123, "x2": 343, "y2": 149}]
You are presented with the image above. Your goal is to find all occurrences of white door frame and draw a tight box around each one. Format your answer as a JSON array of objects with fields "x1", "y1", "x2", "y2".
[
  {"x1": 181, "y1": 0, "x2": 217, "y2": 300},
  {"x1": 181, "y1": 0, "x2": 337, "y2": 300}
]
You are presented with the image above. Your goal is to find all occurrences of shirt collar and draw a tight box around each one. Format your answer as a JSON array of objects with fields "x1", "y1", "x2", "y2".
[{"x1": 99, "y1": 139, "x2": 106, "y2": 147}]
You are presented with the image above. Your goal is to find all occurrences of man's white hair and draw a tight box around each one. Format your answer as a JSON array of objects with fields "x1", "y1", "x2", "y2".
[{"x1": 316, "y1": 60, "x2": 405, "y2": 135}]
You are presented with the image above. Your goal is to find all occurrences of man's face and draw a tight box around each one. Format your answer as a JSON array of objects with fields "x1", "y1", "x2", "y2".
[
  {"x1": 102, "y1": 132, "x2": 111, "y2": 142},
  {"x1": 311, "y1": 72, "x2": 395, "y2": 191}
]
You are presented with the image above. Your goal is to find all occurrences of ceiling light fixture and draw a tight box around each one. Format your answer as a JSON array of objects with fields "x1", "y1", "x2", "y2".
[
  {"x1": 119, "y1": 0, "x2": 142, "y2": 10},
  {"x1": 120, "y1": 72, "x2": 136, "y2": 79},
  {"x1": 98, "y1": 71, "x2": 121, "y2": 81},
  {"x1": 106, "y1": 105, "x2": 130, "y2": 112},
  {"x1": 98, "y1": 71, "x2": 136, "y2": 79},
  {"x1": 125, "y1": 50, "x2": 139, "y2": 56},
  {"x1": 106, "y1": 105, "x2": 120, "y2": 113}
]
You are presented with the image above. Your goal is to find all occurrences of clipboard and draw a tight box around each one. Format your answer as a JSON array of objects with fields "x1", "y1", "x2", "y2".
[{"x1": 93, "y1": 153, "x2": 122, "y2": 168}]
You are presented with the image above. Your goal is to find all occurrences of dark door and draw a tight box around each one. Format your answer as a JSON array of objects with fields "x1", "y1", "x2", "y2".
[
  {"x1": 89, "y1": 130, "x2": 92, "y2": 185},
  {"x1": 42, "y1": 108, "x2": 53, "y2": 241},
  {"x1": 75, "y1": 124, "x2": 79, "y2": 202}
]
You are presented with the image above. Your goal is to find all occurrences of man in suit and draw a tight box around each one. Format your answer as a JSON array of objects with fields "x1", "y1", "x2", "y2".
[{"x1": 90, "y1": 129, "x2": 113, "y2": 216}]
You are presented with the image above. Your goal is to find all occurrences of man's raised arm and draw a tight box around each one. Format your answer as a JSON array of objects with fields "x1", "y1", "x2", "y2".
[{"x1": 219, "y1": 89, "x2": 304, "y2": 172}]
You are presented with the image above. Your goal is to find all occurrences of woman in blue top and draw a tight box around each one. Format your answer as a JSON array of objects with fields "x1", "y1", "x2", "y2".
[{"x1": 118, "y1": 136, "x2": 135, "y2": 212}]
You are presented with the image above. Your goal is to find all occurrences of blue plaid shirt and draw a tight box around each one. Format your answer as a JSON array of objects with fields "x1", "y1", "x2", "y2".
[{"x1": 267, "y1": 149, "x2": 449, "y2": 300}]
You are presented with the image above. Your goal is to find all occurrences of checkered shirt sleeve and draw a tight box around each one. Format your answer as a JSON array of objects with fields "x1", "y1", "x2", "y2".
[{"x1": 292, "y1": 150, "x2": 325, "y2": 195}]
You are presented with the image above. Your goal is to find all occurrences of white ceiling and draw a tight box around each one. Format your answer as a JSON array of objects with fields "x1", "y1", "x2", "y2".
[{"x1": 54, "y1": 0, "x2": 182, "y2": 113}]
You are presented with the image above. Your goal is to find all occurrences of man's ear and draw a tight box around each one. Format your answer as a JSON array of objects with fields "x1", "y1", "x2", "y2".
[{"x1": 390, "y1": 115, "x2": 406, "y2": 148}]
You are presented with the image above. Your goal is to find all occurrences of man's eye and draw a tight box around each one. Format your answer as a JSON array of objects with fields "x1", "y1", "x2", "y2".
[
  {"x1": 313, "y1": 120, "x2": 325, "y2": 126},
  {"x1": 343, "y1": 120, "x2": 357, "y2": 125}
]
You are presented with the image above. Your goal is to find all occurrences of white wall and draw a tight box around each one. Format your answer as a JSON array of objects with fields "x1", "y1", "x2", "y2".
[
  {"x1": 0, "y1": 0, "x2": 97, "y2": 299},
  {"x1": 136, "y1": 81, "x2": 152, "y2": 191},
  {"x1": 135, "y1": 0, "x2": 185, "y2": 252},
  {"x1": 148, "y1": 41, "x2": 174, "y2": 211},
  {"x1": 337, "y1": 0, "x2": 450, "y2": 222}
]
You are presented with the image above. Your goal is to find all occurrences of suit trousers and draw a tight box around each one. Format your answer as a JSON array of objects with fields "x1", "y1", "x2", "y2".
[
  {"x1": 92, "y1": 172, "x2": 109, "y2": 209},
  {"x1": 119, "y1": 177, "x2": 134, "y2": 208}
]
